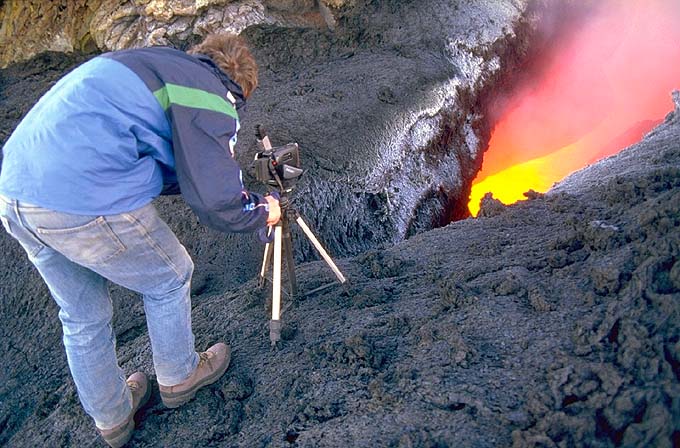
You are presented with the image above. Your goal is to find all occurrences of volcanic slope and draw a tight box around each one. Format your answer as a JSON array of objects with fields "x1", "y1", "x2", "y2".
[
  {"x1": 1, "y1": 8, "x2": 680, "y2": 447},
  {"x1": 1, "y1": 47, "x2": 679, "y2": 447}
]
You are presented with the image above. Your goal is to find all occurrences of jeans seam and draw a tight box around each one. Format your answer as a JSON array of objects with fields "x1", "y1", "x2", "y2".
[
  {"x1": 121, "y1": 212, "x2": 184, "y2": 281},
  {"x1": 8, "y1": 201, "x2": 45, "y2": 258},
  {"x1": 37, "y1": 216, "x2": 110, "y2": 235}
]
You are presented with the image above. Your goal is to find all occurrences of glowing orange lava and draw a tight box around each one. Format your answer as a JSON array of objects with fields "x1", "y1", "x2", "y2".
[{"x1": 469, "y1": 0, "x2": 680, "y2": 216}]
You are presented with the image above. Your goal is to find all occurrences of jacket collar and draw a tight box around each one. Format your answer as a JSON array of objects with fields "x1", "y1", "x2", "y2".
[{"x1": 193, "y1": 53, "x2": 247, "y2": 110}]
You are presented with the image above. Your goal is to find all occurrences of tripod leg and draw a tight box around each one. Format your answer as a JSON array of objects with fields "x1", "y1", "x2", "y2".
[
  {"x1": 282, "y1": 218, "x2": 298, "y2": 297},
  {"x1": 295, "y1": 216, "x2": 347, "y2": 284},
  {"x1": 259, "y1": 230, "x2": 273, "y2": 288},
  {"x1": 270, "y1": 224, "x2": 283, "y2": 345}
]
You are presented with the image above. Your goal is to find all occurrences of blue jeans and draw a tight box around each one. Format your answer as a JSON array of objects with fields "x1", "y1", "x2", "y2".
[{"x1": 0, "y1": 196, "x2": 199, "y2": 429}]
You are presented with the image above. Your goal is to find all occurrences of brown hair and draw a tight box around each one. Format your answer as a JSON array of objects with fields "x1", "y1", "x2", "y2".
[{"x1": 189, "y1": 33, "x2": 258, "y2": 98}]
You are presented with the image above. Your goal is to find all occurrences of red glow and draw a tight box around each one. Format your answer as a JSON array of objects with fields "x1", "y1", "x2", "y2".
[{"x1": 469, "y1": 0, "x2": 680, "y2": 216}]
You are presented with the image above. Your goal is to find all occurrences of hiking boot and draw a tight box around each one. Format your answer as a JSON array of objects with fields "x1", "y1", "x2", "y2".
[
  {"x1": 159, "y1": 342, "x2": 231, "y2": 408},
  {"x1": 98, "y1": 372, "x2": 151, "y2": 448}
]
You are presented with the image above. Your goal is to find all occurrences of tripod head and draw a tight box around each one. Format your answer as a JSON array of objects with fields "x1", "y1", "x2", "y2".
[{"x1": 254, "y1": 125, "x2": 303, "y2": 193}]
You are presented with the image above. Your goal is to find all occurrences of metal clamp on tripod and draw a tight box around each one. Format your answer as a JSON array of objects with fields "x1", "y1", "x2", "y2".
[{"x1": 254, "y1": 125, "x2": 347, "y2": 346}]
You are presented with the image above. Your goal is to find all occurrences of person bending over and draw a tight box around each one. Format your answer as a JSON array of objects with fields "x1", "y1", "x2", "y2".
[{"x1": 0, "y1": 33, "x2": 279, "y2": 447}]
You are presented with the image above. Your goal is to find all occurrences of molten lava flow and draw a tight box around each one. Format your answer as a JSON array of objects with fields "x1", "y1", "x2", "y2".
[{"x1": 469, "y1": 0, "x2": 680, "y2": 217}]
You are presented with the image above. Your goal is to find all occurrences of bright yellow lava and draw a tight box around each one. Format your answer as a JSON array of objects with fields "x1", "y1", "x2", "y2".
[
  {"x1": 465, "y1": 0, "x2": 680, "y2": 218},
  {"x1": 468, "y1": 161, "x2": 551, "y2": 217},
  {"x1": 468, "y1": 142, "x2": 583, "y2": 217}
]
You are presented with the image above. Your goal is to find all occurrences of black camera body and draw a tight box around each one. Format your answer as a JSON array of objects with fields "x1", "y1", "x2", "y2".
[{"x1": 254, "y1": 143, "x2": 304, "y2": 188}]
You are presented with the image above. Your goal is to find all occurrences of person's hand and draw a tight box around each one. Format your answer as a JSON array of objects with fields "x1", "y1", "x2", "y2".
[{"x1": 265, "y1": 195, "x2": 281, "y2": 226}]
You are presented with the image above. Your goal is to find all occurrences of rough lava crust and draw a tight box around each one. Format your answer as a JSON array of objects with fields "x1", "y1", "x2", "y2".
[{"x1": 0, "y1": 2, "x2": 678, "y2": 447}]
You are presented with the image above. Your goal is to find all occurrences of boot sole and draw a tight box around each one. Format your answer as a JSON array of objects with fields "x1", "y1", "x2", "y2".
[{"x1": 160, "y1": 348, "x2": 231, "y2": 408}]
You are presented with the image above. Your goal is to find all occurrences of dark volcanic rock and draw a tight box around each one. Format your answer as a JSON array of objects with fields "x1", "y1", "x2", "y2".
[
  {"x1": 1, "y1": 2, "x2": 679, "y2": 448},
  {"x1": 1, "y1": 0, "x2": 534, "y2": 289},
  {"x1": 238, "y1": 0, "x2": 531, "y2": 260}
]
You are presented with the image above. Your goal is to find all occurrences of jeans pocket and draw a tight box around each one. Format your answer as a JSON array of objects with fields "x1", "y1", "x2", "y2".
[{"x1": 36, "y1": 216, "x2": 126, "y2": 265}]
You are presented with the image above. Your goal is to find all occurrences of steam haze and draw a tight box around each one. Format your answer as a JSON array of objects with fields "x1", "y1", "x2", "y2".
[{"x1": 469, "y1": 0, "x2": 680, "y2": 215}]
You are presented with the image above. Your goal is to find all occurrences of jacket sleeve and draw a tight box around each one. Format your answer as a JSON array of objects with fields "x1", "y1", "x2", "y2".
[{"x1": 169, "y1": 105, "x2": 268, "y2": 233}]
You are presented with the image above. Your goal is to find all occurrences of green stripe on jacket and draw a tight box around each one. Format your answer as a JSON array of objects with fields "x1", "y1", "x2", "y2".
[{"x1": 153, "y1": 83, "x2": 238, "y2": 119}]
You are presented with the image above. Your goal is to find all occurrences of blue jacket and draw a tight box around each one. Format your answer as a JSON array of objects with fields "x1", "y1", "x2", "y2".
[{"x1": 0, "y1": 47, "x2": 268, "y2": 233}]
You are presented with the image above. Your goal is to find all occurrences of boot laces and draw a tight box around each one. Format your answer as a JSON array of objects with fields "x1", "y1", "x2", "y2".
[{"x1": 198, "y1": 351, "x2": 214, "y2": 367}]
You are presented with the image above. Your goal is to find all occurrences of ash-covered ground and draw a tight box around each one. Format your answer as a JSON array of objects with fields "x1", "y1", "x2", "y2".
[{"x1": 1, "y1": 5, "x2": 679, "y2": 448}]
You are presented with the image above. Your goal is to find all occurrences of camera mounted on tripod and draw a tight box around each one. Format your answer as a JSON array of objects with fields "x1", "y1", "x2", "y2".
[
  {"x1": 253, "y1": 124, "x2": 347, "y2": 347},
  {"x1": 254, "y1": 125, "x2": 303, "y2": 190}
]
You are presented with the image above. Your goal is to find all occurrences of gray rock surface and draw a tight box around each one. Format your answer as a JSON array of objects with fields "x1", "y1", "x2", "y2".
[
  {"x1": 237, "y1": 0, "x2": 531, "y2": 260},
  {"x1": 0, "y1": 0, "x2": 350, "y2": 67},
  {"x1": 2, "y1": 1, "x2": 678, "y2": 447},
  {"x1": 1, "y1": 72, "x2": 677, "y2": 446}
]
